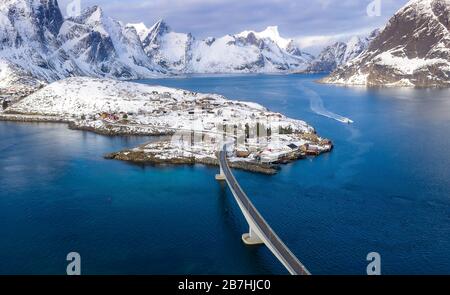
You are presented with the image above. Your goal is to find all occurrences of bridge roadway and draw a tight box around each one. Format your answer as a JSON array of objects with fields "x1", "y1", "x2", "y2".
[
  {"x1": 218, "y1": 146, "x2": 311, "y2": 275},
  {"x1": 100, "y1": 121, "x2": 311, "y2": 275}
]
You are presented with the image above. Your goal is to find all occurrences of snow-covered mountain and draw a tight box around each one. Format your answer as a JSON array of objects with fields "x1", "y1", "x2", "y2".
[
  {"x1": 0, "y1": 0, "x2": 163, "y2": 85},
  {"x1": 128, "y1": 22, "x2": 314, "y2": 73},
  {"x1": 0, "y1": 0, "x2": 77, "y2": 81},
  {"x1": 237, "y1": 26, "x2": 315, "y2": 61},
  {"x1": 0, "y1": 60, "x2": 42, "y2": 90},
  {"x1": 0, "y1": 0, "x2": 314, "y2": 86},
  {"x1": 128, "y1": 20, "x2": 194, "y2": 73},
  {"x1": 59, "y1": 6, "x2": 163, "y2": 79},
  {"x1": 305, "y1": 30, "x2": 379, "y2": 73},
  {"x1": 323, "y1": 0, "x2": 450, "y2": 87},
  {"x1": 0, "y1": 59, "x2": 44, "y2": 104}
]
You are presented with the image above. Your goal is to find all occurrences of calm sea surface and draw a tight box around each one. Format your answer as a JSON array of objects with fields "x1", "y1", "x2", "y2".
[{"x1": 1, "y1": 74, "x2": 449, "y2": 274}]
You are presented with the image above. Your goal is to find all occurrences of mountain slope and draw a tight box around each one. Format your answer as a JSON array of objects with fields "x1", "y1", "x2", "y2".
[
  {"x1": 305, "y1": 30, "x2": 379, "y2": 73},
  {"x1": 0, "y1": 59, "x2": 44, "y2": 104},
  {"x1": 59, "y1": 6, "x2": 163, "y2": 79},
  {"x1": 190, "y1": 26, "x2": 313, "y2": 73},
  {"x1": 128, "y1": 20, "x2": 194, "y2": 72},
  {"x1": 323, "y1": 0, "x2": 450, "y2": 87},
  {"x1": 0, "y1": 0, "x2": 78, "y2": 81},
  {"x1": 0, "y1": 0, "x2": 163, "y2": 86},
  {"x1": 1, "y1": 0, "x2": 314, "y2": 84},
  {"x1": 129, "y1": 22, "x2": 314, "y2": 73}
]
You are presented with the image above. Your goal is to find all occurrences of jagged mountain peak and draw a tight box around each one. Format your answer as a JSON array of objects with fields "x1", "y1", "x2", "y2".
[
  {"x1": 1, "y1": 0, "x2": 374, "y2": 83},
  {"x1": 131, "y1": 20, "x2": 313, "y2": 74},
  {"x1": 80, "y1": 5, "x2": 103, "y2": 19},
  {"x1": 59, "y1": 5, "x2": 163, "y2": 79},
  {"x1": 0, "y1": 0, "x2": 62, "y2": 16},
  {"x1": 367, "y1": 28, "x2": 380, "y2": 39},
  {"x1": 135, "y1": 19, "x2": 194, "y2": 72},
  {"x1": 127, "y1": 19, "x2": 172, "y2": 42},
  {"x1": 0, "y1": 0, "x2": 63, "y2": 37},
  {"x1": 257, "y1": 26, "x2": 284, "y2": 41},
  {"x1": 128, "y1": 19, "x2": 174, "y2": 47},
  {"x1": 399, "y1": 0, "x2": 449, "y2": 12},
  {"x1": 69, "y1": 5, "x2": 106, "y2": 27},
  {"x1": 346, "y1": 36, "x2": 363, "y2": 48},
  {"x1": 323, "y1": 0, "x2": 450, "y2": 87},
  {"x1": 1, "y1": 0, "x2": 58, "y2": 8},
  {"x1": 303, "y1": 30, "x2": 379, "y2": 74},
  {"x1": 0, "y1": 0, "x2": 69, "y2": 81},
  {"x1": 236, "y1": 25, "x2": 292, "y2": 49},
  {"x1": 151, "y1": 19, "x2": 170, "y2": 32},
  {"x1": 0, "y1": 0, "x2": 163, "y2": 82},
  {"x1": 127, "y1": 22, "x2": 152, "y2": 41}
]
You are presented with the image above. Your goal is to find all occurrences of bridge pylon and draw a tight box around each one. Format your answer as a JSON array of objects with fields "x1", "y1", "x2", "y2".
[
  {"x1": 215, "y1": 150, "x2": 226, "y2": 181},
  {"x1": 242, "y1": 226, "x2": 264, "y2": 245},
  {"x1": 217, "y1": 145, "x2": 311, "y2": 275},
  {"x1": 215, "y1": 166, "x2": 226, "y2": 181}
]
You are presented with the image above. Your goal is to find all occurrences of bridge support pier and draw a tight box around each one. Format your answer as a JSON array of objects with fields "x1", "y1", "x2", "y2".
[
  {"x1": 215, "y1": 166, "x2": 226, "y2": 181},
  {"x1": 242, "y1": 226, "x2": 264, "y2": 246}
]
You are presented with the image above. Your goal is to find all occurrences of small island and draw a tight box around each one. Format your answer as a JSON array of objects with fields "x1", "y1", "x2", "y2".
[{"x1": 1, "y1": 77, "x2": 333, "y2": 174}]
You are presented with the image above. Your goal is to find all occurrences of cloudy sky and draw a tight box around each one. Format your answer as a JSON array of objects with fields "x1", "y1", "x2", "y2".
[{"x1": 58, "y1": 0, "x2": 409, "y2": 52}]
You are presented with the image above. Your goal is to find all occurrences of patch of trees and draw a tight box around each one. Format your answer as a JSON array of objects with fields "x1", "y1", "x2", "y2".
[{"x1": 279, "y1": 126, "x2": 293, "y2": 135}]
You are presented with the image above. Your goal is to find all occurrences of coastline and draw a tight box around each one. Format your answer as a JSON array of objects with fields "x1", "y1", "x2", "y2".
[
  {"x1": 0, "y1": 113, "x2": 332, "y2": 175},
  {"x1": 0, "y1": 113, "x2": 70, "y2": 124},
  {"x1": 104, "y1": 150, "x2": 280, "y2": 175}
]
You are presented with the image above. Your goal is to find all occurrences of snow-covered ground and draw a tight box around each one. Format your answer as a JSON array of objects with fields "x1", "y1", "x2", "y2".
[
  {"x1": 4, "y1": 77, "x2": 332, "y2": 172},
  {"x1": 0, "y1": 59, "x2": 44, "y2": 108},
  {"x1": 375, "y1": 51, "x2": 447, "y2": 75}
]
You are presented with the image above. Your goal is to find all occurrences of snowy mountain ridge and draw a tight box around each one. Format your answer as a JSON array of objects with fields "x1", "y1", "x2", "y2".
[
  {"x1": 304, "y1": 29, "x2": 380, "y2": 73},
  {"x1": 2, "y1": 0, "x2": 447, "y2": 89},
  {"x1": 236, "y1": 26, "x2": 292, "y2": 49},
  {"x1": 0, "y1": 0, "x2": 164, "y2": 87},
  {"x1": 0, "y1": 0, "x2": 317, "y2": 88},
  {"x1": 322, "y1": 0, "x2": 450, "y2": 87},
  {"x1": 128, "y1": 21, "x2": 314, "y2": 74},
  {"x1": 59, "y1": 5, "x2": 164, "y2": 79}
]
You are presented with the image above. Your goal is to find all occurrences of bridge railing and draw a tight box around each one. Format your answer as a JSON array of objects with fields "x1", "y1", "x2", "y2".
[{"x1": 219, "y1": 147, "x2": 310, "y2": 275}]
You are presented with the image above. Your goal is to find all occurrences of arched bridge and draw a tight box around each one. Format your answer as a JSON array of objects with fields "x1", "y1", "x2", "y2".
[{"x1": 217, "y1": 144, "x2": 311, "y2": 275}]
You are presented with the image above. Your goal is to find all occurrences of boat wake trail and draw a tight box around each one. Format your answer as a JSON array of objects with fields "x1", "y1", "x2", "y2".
[{"x1": 297, "y1": 83, "x2": 354, "y2": 124}]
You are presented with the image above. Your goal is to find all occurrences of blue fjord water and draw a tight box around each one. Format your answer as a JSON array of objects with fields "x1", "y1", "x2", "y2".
[{"x1": 0, "y1": 74, "x2": 449, "y2": 274}]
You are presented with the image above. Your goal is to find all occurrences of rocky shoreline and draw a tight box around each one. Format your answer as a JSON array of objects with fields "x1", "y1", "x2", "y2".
[
  {"x1": 68, "y1": 121, "x2": 175, "y2": 137},
  {"x1": 0, "y1": 113, "x2": 69, "y2": 124},
  {"x1": 1, "y1": 77, "x2": 334, "y2": 175},
  {"x1": 0, "y1": 113, "x2": 174, "y2": 136},
  {"x1": 104, "y1": 149, "x2": 281, "y2": 175},
  {"x1": 0, "y1": 113, "x2": 332, "y2": 175},
  {"x1": 104, "y1": 136, "x2": 332, "y2": 175}
]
